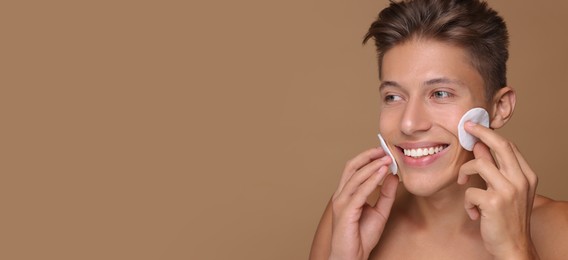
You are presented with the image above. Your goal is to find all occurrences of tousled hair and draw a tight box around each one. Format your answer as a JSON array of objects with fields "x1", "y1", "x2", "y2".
[{"x1": 363, "y1": 0, "x2": 509, "y2": 100}]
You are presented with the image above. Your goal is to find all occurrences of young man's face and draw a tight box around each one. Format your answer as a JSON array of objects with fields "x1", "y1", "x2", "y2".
[{"x1": 379, "y1": 39, "x2": 490, "y2": 196}]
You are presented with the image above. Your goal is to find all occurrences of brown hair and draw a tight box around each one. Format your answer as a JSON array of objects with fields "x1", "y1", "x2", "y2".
[{"x1": 363, "y1": 0, "x2": 509, "y2": 100}]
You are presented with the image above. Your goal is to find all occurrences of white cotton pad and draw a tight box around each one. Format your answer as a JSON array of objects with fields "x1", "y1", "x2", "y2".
[
  {"x1": 458, "y1": 107, "x2": 490, "y2": 151},
  {"x1": 377, "y1": 133, "x2": 398, "y2": 175}
]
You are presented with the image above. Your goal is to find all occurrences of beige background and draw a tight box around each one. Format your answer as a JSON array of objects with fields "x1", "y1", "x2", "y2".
[{"x1": 2, "y1": 1, "x2": 567, "y2": 259}]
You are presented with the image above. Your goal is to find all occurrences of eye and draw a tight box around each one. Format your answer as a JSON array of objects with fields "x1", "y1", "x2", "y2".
[
  {"x1": 432, "y1": 90, "x2": 453, "y2": 99},
  {"x1": 384, "y1": 94, "x2": 402, "y2": 103}
]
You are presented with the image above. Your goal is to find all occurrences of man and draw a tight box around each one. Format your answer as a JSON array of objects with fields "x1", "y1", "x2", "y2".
[{"x1": 309, "y1": 0, "x2": 568, "y2": 259}]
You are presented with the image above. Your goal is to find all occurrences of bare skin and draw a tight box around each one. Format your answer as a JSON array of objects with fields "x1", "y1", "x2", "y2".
[
  {"x1": 311, "y1": 182, "x2": 568, "y2": 260},
  {"x1": 309, "y1": 39, "x2": 568, "y2": 259}
]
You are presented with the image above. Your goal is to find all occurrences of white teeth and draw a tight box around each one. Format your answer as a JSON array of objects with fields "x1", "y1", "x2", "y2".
[{"x1": 403, "y1": 145, "x2": 446, "y2": 158}]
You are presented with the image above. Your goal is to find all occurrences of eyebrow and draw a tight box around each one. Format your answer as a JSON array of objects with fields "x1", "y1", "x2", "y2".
[
  {"x1": 423, "y1": 77, "x2": 465, "y2": 87},
  {"x1": 379, "y1": 77, "x2": 465, "y2": 91},
  {"x1": 379, "y1": 81, "x2": 401, "y2": 91}
]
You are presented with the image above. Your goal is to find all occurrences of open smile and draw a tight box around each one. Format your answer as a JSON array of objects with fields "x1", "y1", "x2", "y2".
[
  {"x1": 394, "y1": 144, "x2": 450, "y2": 168},
  {"x1": 401, "y1": 145, "x2": 449, "y2": 158}
]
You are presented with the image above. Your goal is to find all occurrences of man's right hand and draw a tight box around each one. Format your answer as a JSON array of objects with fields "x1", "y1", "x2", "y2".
[{"x1": 329, "y1": 148, "x2": 399, "y2": 260}]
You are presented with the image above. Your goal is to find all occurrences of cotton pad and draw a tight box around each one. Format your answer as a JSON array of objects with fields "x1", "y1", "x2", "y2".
[
  {"x1": 377, "y1": 133, "x2": 398, "y2": 175},
  {"x1": 457, "y1": 107, "x2": 490, "y2": 151}
]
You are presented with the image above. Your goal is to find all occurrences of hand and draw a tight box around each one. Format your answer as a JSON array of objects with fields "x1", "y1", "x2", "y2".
[
  {"x1": 458, "y1": 122, "x2": 539, "y2": 259},
  {"x1": 329, "y1": 148, "x2": 399, "y2": 260}
]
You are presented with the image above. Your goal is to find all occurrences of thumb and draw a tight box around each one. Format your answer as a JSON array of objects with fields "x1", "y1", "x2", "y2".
[{"x1": 361, "y1": 174, "x2": 399, "y2": 246}]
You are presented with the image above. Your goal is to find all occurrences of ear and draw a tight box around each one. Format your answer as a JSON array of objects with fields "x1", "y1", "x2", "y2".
[{"x1": 489, "y1": 86, "x2": 516, "y2": 129}]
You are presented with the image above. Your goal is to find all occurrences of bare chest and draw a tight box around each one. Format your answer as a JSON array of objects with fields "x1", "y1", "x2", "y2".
[{"x1": 368, "y1": 229, "x2": 492, "y2": 260}]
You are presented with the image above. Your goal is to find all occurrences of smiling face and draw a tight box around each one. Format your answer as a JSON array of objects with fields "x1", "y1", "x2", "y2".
[{"x1": 379, "y1": 39, "x2": 491, "y2": 196}]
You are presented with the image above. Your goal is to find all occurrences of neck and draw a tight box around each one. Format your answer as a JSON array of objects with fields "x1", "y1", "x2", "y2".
[{"x1": 403, "y1": 175, "x2": 486, "y2": 234}]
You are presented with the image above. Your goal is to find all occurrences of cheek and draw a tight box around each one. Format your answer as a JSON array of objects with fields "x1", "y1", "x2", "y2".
[
  {"x1": 378, "y1": 109, "x2": 398, "y2": 134},
  {"x1": 431, "y1": 106, "x2": 468, "y2": 137},
  {"x1": 379, "y1": 105, "x2": 479, "y2": 137}
]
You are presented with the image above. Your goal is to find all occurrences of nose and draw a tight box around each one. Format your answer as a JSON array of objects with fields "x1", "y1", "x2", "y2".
[{"x1": 400, "y1": 98, "x2": 432, "y2": 136}]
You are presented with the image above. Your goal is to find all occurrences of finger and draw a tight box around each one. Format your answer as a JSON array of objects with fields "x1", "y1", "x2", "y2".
[
  {"x1": 465, "y1": 122, "x2": 523, "y2": 180},
  {"x1": 360, "y1": 173, "x2": 399, "y2": 243},
  {"x1": 457, "y1": 141, "x2": 496, "y2": 185},
  {"x1": 464, "y1": 187, "x2": 491, "y2": 220},
  {"x1": 348, "y1": 166, "x2": 390, "y2": 209},
  {"x1": 337, "y1": 148, "x2": 386, "y2": 193},
  {"x1": 335, "y1": 155, "x2": 392, "y2": 201},
  {"x1": 472, "y1": 141, "x2": 496, "y2": 165},
  {"x1": 510, "y1": 144, "x2": 538, "y2": 207},
  {"x1": 458, "y1": 155, "x2": 509, "y2": 190},
  {"x1": 373, "y1": 174, "x2": 399, "y2": 216}
]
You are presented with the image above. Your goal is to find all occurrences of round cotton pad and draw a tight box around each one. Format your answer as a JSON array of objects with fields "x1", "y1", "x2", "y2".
[
  {"x1": 458, "y1": 107, "x2": 490, "y2": 151},
  {"x1": 378, "y1": 133, "x2": 398, "y2": 175}
]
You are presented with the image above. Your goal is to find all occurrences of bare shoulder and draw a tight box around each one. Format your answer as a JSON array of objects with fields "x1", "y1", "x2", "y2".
[
  {"x1": 530, "y1": 194, "x2": 568, "y2": 259},
  {"x1": 309, "y1": 198, "x2": 332, "y2": 260},
  {"x1": 532, "y1": 194, "x2": 568, "y2": 224}
]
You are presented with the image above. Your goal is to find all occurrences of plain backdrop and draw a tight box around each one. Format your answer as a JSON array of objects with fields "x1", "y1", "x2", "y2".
[{"x1": 2, "y1": 1, "x2": 567, "y2": 259}]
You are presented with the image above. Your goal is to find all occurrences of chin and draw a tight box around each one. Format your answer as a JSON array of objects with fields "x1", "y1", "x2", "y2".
[{"x1": 398, "y1": 167, "x2": 460, "y2": 197}]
